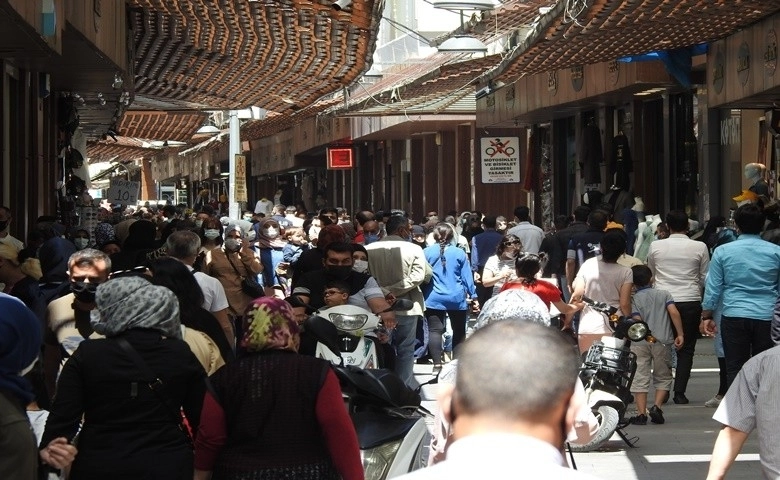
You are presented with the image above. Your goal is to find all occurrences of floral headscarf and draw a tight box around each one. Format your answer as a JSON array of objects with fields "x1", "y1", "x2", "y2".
[
  {"x1": 241, "y1": 297, "x2": 300, "y2": 352},
  {"x1": 91, "y1": 276, "x2": 182, "y2": 339}
]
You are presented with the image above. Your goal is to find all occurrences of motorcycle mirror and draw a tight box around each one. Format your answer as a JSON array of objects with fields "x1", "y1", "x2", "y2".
[
  {"x1": 303, "y1": 315, "x2": 342, "y2": 359},
  {"x1": 626, "y1": 321, "x2": 650, "y2": 342}
]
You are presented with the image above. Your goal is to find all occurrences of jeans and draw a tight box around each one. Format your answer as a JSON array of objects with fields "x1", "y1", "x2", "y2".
[
  {"x1": 425, "y1": 309, "x2": 468, "y2": 365},
  {"x1": 392, "y1": 315, "x2": 421, "y2": 389},
  {"x1": 721, "y1": 316, "x2": 774, "y2": 388},
  {"x1": 672, "y1": 301, "x2": 701, "y2": 394}
]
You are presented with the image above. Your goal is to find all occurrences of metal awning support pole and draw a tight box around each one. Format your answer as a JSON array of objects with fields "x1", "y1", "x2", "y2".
[{"x1": 228, "y1": 110, "x2": 241, "y2": 220}]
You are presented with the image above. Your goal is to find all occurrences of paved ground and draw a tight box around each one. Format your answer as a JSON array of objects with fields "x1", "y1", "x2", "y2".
[{"x1": 413, "y1": 336, "x2": 762, "y2": 480}]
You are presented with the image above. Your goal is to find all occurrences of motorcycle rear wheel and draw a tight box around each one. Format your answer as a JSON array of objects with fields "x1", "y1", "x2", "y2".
[{"x1": 568, "y1": 405, "x2": 620, "y2": 452}]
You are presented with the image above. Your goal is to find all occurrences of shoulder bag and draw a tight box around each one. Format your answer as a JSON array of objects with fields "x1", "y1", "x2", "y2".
[{"x1": 226, "y1": 253, "x2": 265, "y2": 298}]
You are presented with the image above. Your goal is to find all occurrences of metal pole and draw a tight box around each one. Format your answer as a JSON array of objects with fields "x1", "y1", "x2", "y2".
[{"x1": 228, "y1": 110, "x2": 241, "y2": 219}]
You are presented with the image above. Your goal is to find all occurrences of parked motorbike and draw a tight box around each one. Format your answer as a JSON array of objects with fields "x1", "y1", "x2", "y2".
[
  {"x1": 305, "y1": 314, "x2": 429, "y2": 480},
  {"x1": 569, "y1": 297, "x2": 655, "y2": 452}
]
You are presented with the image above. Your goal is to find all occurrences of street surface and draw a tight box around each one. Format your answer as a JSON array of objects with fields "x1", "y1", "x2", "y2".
[{"x1": 414, "y1": 336, "x2": 762, "y2": 479}]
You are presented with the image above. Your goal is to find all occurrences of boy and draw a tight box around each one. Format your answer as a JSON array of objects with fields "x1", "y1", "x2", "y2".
[
  {"x1": 323, "y1": 280, "x2": 350, "y2": 308},
  {"x1": 628, "y1": 265, "x2": 684, "y2": 425}
]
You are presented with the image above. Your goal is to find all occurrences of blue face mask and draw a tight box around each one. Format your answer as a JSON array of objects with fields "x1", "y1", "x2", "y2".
[{"x1": 364, "y1": 233, "x2": 380, "y2": 245}]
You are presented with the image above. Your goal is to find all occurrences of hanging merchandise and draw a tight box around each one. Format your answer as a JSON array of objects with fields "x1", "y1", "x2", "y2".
[
  {"x1": 579, "y1": 120, "x2": 603, "y2": 184},
  {"x1": 611, "y1": 133, "x2": 632, "y2": 191},
  {"x1": 539, "y1": 143, "x2": 554, "y2": 231}
]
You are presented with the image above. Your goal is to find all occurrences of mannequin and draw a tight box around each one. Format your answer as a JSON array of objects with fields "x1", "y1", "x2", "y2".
[
  {"x1": 632, "y1": 196, "x2": 646, "y2": 222},
  {"x1": 634, "y1": 214, "x2": 662, "y2": 262},
  {"x1": 745, "y1": 163, "x2": 769, "y2": 197}
]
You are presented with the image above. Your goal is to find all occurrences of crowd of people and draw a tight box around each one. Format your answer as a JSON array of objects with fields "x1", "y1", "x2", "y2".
[{"x1": 0, "y1": 191, "x2": 779, "y2": 479}]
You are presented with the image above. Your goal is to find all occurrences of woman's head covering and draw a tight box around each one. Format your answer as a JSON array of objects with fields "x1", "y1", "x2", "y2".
[
  {"x1": 475, "y1": 289, "x2": 550, "y2": 329},
  {"x1": 241, "y1": 297, "x2": 300, "y2": 352},
  {"x1": 123, "y1": 220, "x2": 157, "y2": 250},
  {"x1": 92, "y1": 276, "x2": 181, "y2": 339},
  {"x1": 0, "y1": 294, "x2": 42, "y2": 404},
  {"x1": 254, "y1": 218, "x2": 286, "y2": 249},
  {"x1": 39, "y1": 237, "x2": 77, "y2": 283},
  {"x1": 316, "y1": 224, "x2": 347, "y2": 251}
]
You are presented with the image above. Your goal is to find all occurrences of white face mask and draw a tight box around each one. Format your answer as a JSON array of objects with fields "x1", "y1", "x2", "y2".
[
  {"x1": 194, "y1": 219, "x2": 204, "y2": 228},
  {"x1": 352, "y1": 259, "x2": 369, "y2": 273},
  {"x1": 74, "y1": 238, "x2": 89, "y2": 249},
  {"x1": 264, "y1": 228, "x2": 279, "y2": 239},
  {"x1": 204, "y1": 229, "x2": 221, "y2": 239}
]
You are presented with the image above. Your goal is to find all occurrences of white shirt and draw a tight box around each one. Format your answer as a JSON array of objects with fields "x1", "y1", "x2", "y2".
[
  {"x1": 0, "y1": 233, "x2": 24, "y2": 251},
  {"x1": 507, "y1": 222, "x2": 545, "y2": 254},
  {"x1": 190, "y1": 268, "x2": 230, "y2": 312},
  {"x1": 646, "y1": 233, "x2": 709, "y2": 302},
  {"x1": 397, "y1": 433, "x2": 603, "y2": 480}
]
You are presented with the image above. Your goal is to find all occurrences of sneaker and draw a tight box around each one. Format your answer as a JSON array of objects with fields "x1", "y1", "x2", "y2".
[
  {"x1": 648, "y1": 405, "x2": 665, "y2": 424},
  {"x1": 704, "y1": 395, "x2": 723, "y2": 408},
  {"x1": 629, "y1": 413, "x2": 647, "y2": 425},
  {"x1": 673, "y1": 393, "x2": 689, "y2": 404}
]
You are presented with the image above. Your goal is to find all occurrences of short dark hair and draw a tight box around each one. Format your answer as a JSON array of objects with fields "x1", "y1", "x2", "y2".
[
  {"x1": 482, "y1": 216, "x2": 497, "y2": 229},
  {"x1": 734, "y1": 203, "x2": 765, "y2": 234},
  {"x1": 162, "y1": 205, "x2": 176, "y2": 217},
  {"x1": 514, "y1": 205, "x2": 530, "y2": 221},
  {"x1": 324, "y1": 241, "x2": 354, "y2": 257},
  {"x1": 385, "y1": 215, "x2": 409, "y2": 236},
  {"x1": 514, "y1": 252, "x2": 542, "y2": 279},
  {"x1": 324, "y1": 279, "x2": 350, "y2": 294},
  {"x1": 554, "y1": 215, "x2": 569, "y2": 230},
  {"x1": 587, "y1": 210, "x2": 608, "y2": 231},
  {"x1": 665, "y1": 210, "x2": 688, "y2": 233},
  {"x1": 600, "y1": 230, "x2": 626, "y2": 262},
  {"x1": 573, "y1": 205, "x2": 591, "y2": 222},
  {"x1": 632, "y1": 265, "x2": 653, "y2": 288}
]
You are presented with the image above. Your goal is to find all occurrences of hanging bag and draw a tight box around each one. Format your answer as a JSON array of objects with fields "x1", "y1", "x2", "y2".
[{"x1": 226, "y1": 253, "x2": 264, "y2": 298}]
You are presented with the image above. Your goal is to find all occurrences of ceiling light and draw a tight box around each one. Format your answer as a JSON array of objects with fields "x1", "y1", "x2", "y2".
[
  {"x1": 432, "y1": 0, "x2": 496, "y2": 9},
  {"x1": 196, "y1": 125, "x2": 220, "y2": 134},
  {"x1": 438, "y1": 35, "x2": 488, "y2": 53},
  {"x1": 331, "y1": 0, "x2": 351, "y2": 10}
]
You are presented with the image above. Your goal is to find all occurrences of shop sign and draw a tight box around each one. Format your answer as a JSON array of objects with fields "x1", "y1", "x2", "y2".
[
  {"x1": 234, "y1": 154, "x2": 247, "y2": 202},
  {"x1": 571, "y1": 66, "x2": 584, "y2": 92},
  {"x1": 327, "y1": 147, "x2": 354, "y2": 169},
  {"x1": 713, "y1": 49, "x2": 725, "y2": 94},
  {"x1": 480, "y1": 137, "x2": 520, "y2": 184},
  {"x1": 766, "y1": 29, "x2": 777, "y2": 76},
  {"x1": 106, "y1": 179, "x2": 140, "y2": 205},
  {"x1": 737, "y1": 42, "x2": 751, "y2": 86},
  {"x1": 547, "y1": 71, "x2": 558, "y2": 95},
  {"x1": 608, "y1": 60, "x2": 620, "y2": 85}
]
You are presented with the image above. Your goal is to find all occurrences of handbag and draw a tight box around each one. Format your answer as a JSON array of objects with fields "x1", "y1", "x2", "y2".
[
  {"x1": 226, "y1": 253, "x2": 265, "y2": 298},
  {"x1": 114, "y1": 337, "x2": 194, "y2": 448}
]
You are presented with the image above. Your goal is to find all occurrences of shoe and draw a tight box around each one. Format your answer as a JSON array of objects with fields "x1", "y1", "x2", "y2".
[
  {"x1": 629, "y1": 413, "x2": 647, "y2": 425},
  {"x1": 661, "y1": 391, "x2": 670, "y2": 404},
  {"x1": 704, "y1": 395, "x2": 723, "y2": 408},
  {"x1": 673, "y1": 393, "x2": 689, "y2": 404},
  {"x1": 648, "y1": 405, "x2": 665, "y2": 424},
  {"x1": 432, "y1": 364, "x2": 443, "y2": 374}
]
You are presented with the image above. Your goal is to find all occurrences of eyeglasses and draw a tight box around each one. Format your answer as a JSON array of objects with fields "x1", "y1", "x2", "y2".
[{"x1": 502, "y1": 240, "x2": 522, "y2": 246}]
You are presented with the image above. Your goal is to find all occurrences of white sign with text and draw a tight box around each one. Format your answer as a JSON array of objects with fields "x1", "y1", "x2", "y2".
[
  {"x1": 106, "y1": 179, "x2": 140, "y2": 205},
  {"x1": 480, "y1": 137, "x2": 520, "y2": 183}
]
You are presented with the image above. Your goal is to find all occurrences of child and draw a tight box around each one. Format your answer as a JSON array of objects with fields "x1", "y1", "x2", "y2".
[
  {"x1": 282, "y1": 227, "x2": 309, "y2": 264},
  {"x1": 323, "y1": 280, "x2": 350, "y2": 308},
  {"x1": 628, "y1": 265, "x2": 684, "y2": 425}
]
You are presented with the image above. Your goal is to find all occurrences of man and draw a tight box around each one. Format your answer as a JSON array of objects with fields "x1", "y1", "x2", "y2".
[
  {"x1": 360, "y1": 219, "x2": 382, "y2": 245},
  {"x1": 284, "y1": 205, "x2": 304, "y2": 227},
  {"x1": 270, "y1": 204, "x2": 292, "y2": 229},
  {"x1": 701, "y1": 204, "x2": 780, "y2": 387},
  {"x1": 507, "y1": 206, "x2": 544, "y2": 254},
  {"x1": 353, "y1": 210, "x2": 375, "y2": 244},
  {"x1": 292, "y1": 242, "x2": 394, "y2": 321},
  {"x1": 470, "y1": 216, "x2": 503, "y2": 306},
  {"x1": 706, "y1": 344, "x2": 780, "y2": 479},
  {"x1": 565, "y1": 210, "x2": 607, "y2": 293},
  {"x1": 319, "y1": 207, "x2": 339, "y2": 226},
  {"x1": 553, "y1": 206, "x2": 589, "y2": 299},
  {"x1": 397, "y1": 321, "x2": 602, "y2": 480},
  {"x1": 646, "y1": 210, "x2": 709, "y2": 404},
  {"x1": 165, "y1": 230, "x2": 234, "y2": 344},
  {"x1": 0, "y1": 206, "x2": 24, "y2": 251},
  {"x1": 366, "y1": 214, "x2": 430, "y2": 389},
  {"x1": 43, "y1": 248, "x2": 111, "y2": 398}
]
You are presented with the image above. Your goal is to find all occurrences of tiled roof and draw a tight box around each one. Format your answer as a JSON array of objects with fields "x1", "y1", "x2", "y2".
[{"x1": 119, "y1": 111, "x2": 207, "y2": 141}]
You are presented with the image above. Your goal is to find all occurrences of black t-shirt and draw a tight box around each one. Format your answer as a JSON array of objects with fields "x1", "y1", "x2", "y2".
[
  {"x1": 292, "y1": 269, "x2": 370, "y2": 310},
  {"x1": 567, "y1": 229, "x2": 605, "y2": 269}
]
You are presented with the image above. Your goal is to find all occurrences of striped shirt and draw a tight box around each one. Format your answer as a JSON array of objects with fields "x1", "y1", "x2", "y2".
[{"x1": 713, "y1": 345, "x2": 780, "y2": 479}]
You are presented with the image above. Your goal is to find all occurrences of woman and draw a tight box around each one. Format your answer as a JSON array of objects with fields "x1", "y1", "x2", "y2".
[
  {"x1": 253, "y1": 218, "x2": 287, "y2": 297},
  {"x1": 422, "y1": 223, "x2": 478, "y2": 369},
  {"x1": 203, "y1": 225, "x2": 263, "y2": 319},
  {"x1": 40, "y1": 276, "x2": 206, "y2": 479},
  {"x1": 194, "y1": 297, "x2": 362, "y2": 480},
  {"x1": 351, "y1": 243, "x2": 369, "y2": 274},
  {"x1": 0, "y1": 243, "x2": 43, "y2": 314},
  {"x1": 149, "y1": 258, "x2": 234, "y2": 372},
  {"x1": 500, "y1": 252, "x2": 583, "y2": 329},
  {"x1": 481, "y1": 233, "x2": 522, "y2": 296},
  {"x1": 570, "y1": 230, "x2": 633, "y2": 353}
]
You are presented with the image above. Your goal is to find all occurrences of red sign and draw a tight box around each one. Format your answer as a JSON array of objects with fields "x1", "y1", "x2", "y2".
[{"x1": 327, "y1": 147, "x2": 354, "y2": 170}]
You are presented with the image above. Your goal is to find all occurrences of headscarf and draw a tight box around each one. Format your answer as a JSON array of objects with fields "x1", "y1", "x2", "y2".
[
  {"x1": 254, "y1": 218, "x2": 287, "y2": 249},
  {"x1": 241, "y1": 297, "x2": 300, "y2": 352},
  {"x1": 123, "y1": 220, "x2": 157, "y2": 250},
  {"x1": 316, "y1": 224, "x2": 347, "y2": 251},
  {"x1": 39, "y1": 237, "x2": 77, "y2": 283},
  {"x1": 91, "y1": 276, "x2": 181, "y2": 339},
  {"x1": 114, "y1": 218, "x2": 137, "y2": 245},
  {"x1": 475, "y1": 289, "x2": 551, "y2": 329},
  {"x1": 0, "y1": 294, "x2": 42, "y2": 404}
]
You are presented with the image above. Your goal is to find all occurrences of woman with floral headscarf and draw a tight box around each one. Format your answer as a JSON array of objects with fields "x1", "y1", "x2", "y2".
[
  {"x1": 194, "y1": 297, "x2": 362, "y2": 480},
  {"x1": 40, "y1": 276, "x2": 206, "y2": 480}
]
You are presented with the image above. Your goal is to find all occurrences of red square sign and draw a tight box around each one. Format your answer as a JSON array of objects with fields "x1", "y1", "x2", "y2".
[{"x1": 327, "y1": 147, "x2": 354, "y2": 169}]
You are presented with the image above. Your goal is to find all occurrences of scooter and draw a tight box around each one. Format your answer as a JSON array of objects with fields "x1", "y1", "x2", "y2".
[
  {"x1": 569, "y1": 297, "x2": 655, "y2": 452},
  {"x1": 305, "y1": 311, "x2": 429, "y2": 480},
  {"x1": 314, "y1": 304, "x2": 388, "y2": 369}
]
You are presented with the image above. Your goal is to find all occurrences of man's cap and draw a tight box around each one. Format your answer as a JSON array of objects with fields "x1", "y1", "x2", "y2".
[
  {"x1": 411, "y1": 225, "x2": 425, "y2": 235},
  {"x1": 732, "y1": 189, "x2": 759, "y2": 202}
]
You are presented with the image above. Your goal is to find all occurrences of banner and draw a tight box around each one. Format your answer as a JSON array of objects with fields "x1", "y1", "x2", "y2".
[
  {"x1": 235, "y1": 154, "x2": 247, "y2": 202},
  {"x1": 480, "y1": 137, "x2": 520, "y2": 184}
]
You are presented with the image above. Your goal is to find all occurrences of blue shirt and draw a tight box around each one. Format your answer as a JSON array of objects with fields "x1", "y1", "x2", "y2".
[
  {"x1": 702, "y1": 234, "x2": 780, "y2": 321},
  {"x1": 423, "y1": 244, "x2": 477, "y2": 310},
  {"x1": 471, "y1": 230, "x2": 503, "y2": 271}
]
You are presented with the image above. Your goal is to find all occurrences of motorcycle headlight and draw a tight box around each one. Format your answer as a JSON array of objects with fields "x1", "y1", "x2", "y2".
[
  {"x1": 627, "y1": 321, "x2": 649, "y2": 341},
  {"x1": 361, "y1": 438, "x2": 403, "y2": 480},
  {"x1": 328, "y1": 313, "x2": 368, "y2": 331}
]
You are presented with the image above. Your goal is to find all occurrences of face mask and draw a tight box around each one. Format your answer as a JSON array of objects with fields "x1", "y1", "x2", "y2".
[
  {"x1": 364, "y1": 233, "x2": 379, "y2": 245},
  {"x1": 0, "y1": 220, "x2": 7, "y2": 231},
  {"x1": 71, "y1": 281, "x2": 99, "y2": 303},
  {"x1": 204, "y1": 229, "x2": 220, "y2": 239},
  {"x1": 243, "y1": 215, "x2": 253, "y2": 221},
  {"x1": 264, "y1": 228, "x2": 279, "y2": 239},
  {"x1": 74, "y1": 238, "x2": 89, "y2": 249},
  {"x1": 195, "y1": 219, "x2": 204, "y2": 228},
  {"x1": 224, "y1": 238, "x2": 241, "y2": 252},
  {"x1": 352, "y1": 259, "x2": 369, "y2": 273},
  {"x1": 309, "y1": 225, "x2": 321, "y2": 239},
  {"x1": 326, "y1": 265, "x2": 353, "y2": 280}
]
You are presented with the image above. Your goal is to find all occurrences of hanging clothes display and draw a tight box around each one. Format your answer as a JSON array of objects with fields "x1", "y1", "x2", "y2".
[
  {"x1": 611, "y1": 133, "x2": 632, "y2": 191},
  {"x1": 579, "y1": 122, "x2": 603, "y2": 184}
]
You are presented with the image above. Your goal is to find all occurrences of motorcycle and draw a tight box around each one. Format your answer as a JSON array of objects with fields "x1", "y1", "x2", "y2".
[
  {"x1": 305, "y1": 313, "x2": 429, "y2": 480},
  {"x1": 569, "y1": 297, "x2": 655, "y2": 452}
]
